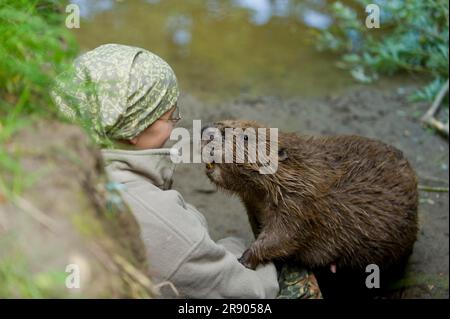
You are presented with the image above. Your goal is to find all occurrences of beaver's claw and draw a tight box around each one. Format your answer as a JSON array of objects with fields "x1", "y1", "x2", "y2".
[{"x1": 238, "y1": 249, "x2": 259, "y2": 270}]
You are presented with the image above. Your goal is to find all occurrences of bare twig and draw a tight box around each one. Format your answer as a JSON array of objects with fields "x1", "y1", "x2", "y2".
[
  {"x1": 418, "y1": 173, "x2": 449, "y2": 185},
  {"x1": 421, "y1": 79, "x2": 449, "y2": 137},
  {"x1": 12, "y1": 196, "x2": 59, "y2": 231},
  {"x1": 154, "y1": 281, "x2": 180, "y2": 296},
  {"x1": 418, "y1": 185, "x2": 449, "y2": 193},
  {"x1": 112, "y1": 255, "x2": 156, "y2": 296},
  {"x1": 423, "y1": 117, "x2": 449, "y2": 136}
]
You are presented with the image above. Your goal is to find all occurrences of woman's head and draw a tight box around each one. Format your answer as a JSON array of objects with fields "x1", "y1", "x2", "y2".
[
  {"x1": 128, "y1": 103, "x2": 181, "y2": 149},
  {"x1": 51, "y1": 44, "x2": 180, "y2": 149}
]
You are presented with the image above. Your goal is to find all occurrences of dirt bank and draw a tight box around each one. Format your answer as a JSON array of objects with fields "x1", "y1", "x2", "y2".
[
  {"x1": 172, "y1": 86, "x2": 449, "y2": 298},
  {"x1": 0, "y1": 121, "x2": 154, "y2": 298}
]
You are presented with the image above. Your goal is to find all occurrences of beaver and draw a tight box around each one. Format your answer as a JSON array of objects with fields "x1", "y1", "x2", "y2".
[{"x1": 201, "y1": 120, "x2": 418, "y2": 283}]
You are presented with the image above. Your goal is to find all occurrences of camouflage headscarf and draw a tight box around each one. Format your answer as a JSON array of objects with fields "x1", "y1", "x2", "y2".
[{"x1": 51, "y1": 44, "x2": 179, "y2": 145}]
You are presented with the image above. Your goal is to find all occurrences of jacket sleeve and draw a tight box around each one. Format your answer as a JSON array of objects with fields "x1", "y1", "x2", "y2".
[
  {"x1": 122, "y1": 186, "x2": 279, "y2": 299},
  {"x1": 166, "y1": 220, "x2": 280, "y2": 299}
]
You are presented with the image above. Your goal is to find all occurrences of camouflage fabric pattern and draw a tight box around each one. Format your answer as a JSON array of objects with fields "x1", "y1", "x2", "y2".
[
  {"x1": 277, "y1": 264, "x2": 322, "y2": 299},
  {"x1": 51, "y1": 44, "x2": 179, "y2": 145}
]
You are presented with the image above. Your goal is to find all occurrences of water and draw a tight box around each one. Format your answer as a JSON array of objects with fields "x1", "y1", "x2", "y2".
[{"x1": 70, "y1": 0, "x2": 359, "y2": 102}]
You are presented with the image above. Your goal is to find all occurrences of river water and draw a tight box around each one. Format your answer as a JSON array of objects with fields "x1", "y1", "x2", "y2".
[{"x1": 70, "y1": 0, "x2": 360, "y2": 102}]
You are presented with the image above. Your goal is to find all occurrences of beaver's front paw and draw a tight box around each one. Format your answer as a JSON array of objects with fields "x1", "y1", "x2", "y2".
[{"x1": 238, "y1": 249, "x2": 259, "y2": 270}]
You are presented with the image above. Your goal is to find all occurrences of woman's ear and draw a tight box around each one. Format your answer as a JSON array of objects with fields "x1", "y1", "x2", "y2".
[{"x1": 278, "y1": 148, "x2": 288, "y2": 161}]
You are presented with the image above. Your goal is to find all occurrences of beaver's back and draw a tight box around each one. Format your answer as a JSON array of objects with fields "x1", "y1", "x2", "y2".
[{"x1": 282, "y1": 135, "x2": 418, "y2": 271}]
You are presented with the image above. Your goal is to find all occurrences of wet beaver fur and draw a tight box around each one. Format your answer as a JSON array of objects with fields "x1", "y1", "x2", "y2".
[{"x1": 202, "y1": 120, "x2": 418, "y2": 297}]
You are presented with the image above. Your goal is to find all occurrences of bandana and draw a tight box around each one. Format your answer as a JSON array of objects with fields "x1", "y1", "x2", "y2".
[{"x1": 51, "y1": 44, "x2": 179, "y2": 144}]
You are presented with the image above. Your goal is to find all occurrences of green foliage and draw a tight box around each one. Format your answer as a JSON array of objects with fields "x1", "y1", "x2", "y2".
[
  {"x1": 0, "y1": 0, "x2": 78, "y2": 196},
  {"x1": 316, "y1": 0, "x2": 449, "y2": 102},
  {"x1": 0, "y1": 0, "x2": 78, "y2": 117},
  {"x1": 0, "y1": 249, "x2": 67, "y2": 298}
]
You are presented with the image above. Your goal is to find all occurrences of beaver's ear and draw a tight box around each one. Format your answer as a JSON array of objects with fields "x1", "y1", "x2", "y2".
[{"x1": 278, "y1": 148, "x2": 288, "y2": 161}]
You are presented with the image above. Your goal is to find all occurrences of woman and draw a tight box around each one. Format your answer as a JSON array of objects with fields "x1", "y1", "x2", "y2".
[{"x1": 52, "y1": 44, "x2": 320, "y2": 298}]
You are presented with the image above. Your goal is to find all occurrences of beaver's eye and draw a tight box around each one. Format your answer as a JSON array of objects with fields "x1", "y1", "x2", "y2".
[{"x1": 278, "y1": 148, "x2": 289, "y2": 161}]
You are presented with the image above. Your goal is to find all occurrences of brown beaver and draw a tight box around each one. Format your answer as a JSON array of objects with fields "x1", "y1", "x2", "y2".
[{"x1": 201, "y1": 120, "x2": 418, "y2": 280}]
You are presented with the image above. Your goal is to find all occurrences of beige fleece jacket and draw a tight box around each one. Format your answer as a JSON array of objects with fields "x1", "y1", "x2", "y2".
[{"x1": 102, "y1": 148, "x2": 279, "y2": 298}]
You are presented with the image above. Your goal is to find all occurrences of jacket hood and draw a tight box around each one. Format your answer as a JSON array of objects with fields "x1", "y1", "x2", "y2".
[{"x1": 101, "y1": 148, "x2": 176, "y2": 190}]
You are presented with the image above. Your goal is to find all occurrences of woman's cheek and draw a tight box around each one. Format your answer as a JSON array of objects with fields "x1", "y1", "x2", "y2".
[{"x1": 162, "y1": 126, "x2": 173, "y2": 144}]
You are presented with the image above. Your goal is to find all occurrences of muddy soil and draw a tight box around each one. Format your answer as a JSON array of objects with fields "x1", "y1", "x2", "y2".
[{"x1": 171, "y1": 86, "x2": 449, "y2": 298}]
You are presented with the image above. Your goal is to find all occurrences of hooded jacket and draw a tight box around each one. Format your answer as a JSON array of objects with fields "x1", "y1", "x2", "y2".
[{"x1": 102, "y1": 148, "x2": 279, "y2": 298}]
